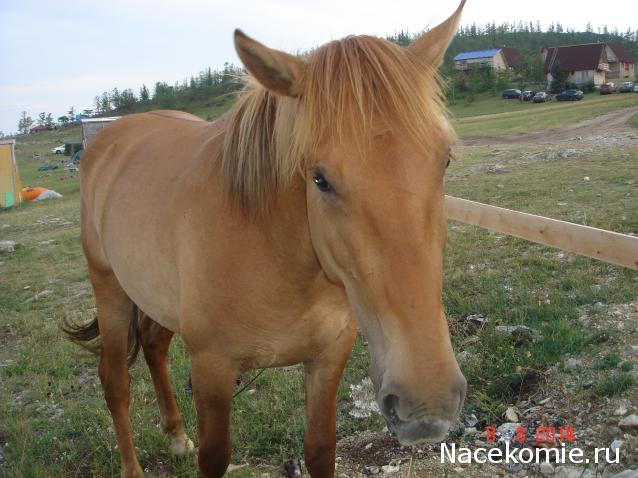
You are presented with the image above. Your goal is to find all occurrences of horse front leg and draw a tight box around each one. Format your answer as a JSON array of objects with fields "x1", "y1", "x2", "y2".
[
  {"x1": 303, "y1": 323, "x2": 357, "y2": 478},
  {"x1": 190, "y1": 351, "x2": 238, "y2": 478}
]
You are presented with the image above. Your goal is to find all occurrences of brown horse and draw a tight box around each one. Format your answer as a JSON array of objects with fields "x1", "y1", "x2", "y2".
[{"x1": 65, "y1": 2, "x2": 467, "y2": 476}]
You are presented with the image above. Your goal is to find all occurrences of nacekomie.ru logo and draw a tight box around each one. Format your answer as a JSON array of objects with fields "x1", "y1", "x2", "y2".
[{"x1": 440, "y1": 442, "x2": 620, "y2": 465}]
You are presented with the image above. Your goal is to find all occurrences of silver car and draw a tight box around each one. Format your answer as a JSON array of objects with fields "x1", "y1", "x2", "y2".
[
  {"x1": 533, "y1": 91, "x2": 551, "y2": 103},
  {"x1": 618, "y1": 82, "x2": 634, "y2": 93}
]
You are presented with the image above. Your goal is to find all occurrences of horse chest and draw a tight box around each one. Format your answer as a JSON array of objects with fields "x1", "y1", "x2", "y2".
[{"x1": 178, "y1": 272, "x2": 353, "y2": 368}]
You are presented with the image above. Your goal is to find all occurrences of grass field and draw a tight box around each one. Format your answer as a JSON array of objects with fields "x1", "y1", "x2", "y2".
[
  {"x1": 1, "y1": 92, "x2": 637, "y2": 477},
  {"x1": 450, "y1": 92, "x2": 638, "y2": 136},
  {"x1": 174, "y1": 90, "x2": 638, "y2": 137}
]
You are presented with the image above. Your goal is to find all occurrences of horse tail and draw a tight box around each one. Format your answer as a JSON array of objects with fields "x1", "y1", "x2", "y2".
[{"x1": 62, "y1": 304, "x2": 142, "y2": 368}]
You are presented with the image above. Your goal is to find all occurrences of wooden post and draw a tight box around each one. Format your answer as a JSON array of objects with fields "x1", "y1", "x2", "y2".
[{"x1": 446, "y1": 195, "x2": 638, "y2": 270}]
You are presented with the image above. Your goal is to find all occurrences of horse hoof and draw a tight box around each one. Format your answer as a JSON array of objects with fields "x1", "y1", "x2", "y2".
[{"x1": 169, "y1": 434, "x2": 195, "y2": 457}]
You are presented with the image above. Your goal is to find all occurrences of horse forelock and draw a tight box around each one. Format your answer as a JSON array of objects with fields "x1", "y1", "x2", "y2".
[{"x1": 221, "y1": 35, "x2": 450, "y2": 218}]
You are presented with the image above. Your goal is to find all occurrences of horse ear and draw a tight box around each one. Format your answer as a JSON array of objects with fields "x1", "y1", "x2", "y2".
[
  {"x1": 234, "y1": 29, "x2": 304, "y2": 97},
  {"x1": 409, "y1": 0, "x2": 466, "y2": 67}
]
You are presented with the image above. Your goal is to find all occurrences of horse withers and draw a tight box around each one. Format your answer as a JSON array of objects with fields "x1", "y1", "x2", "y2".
[{"x1": 65, "y1": 2, "x2": 467, "y2": 476}]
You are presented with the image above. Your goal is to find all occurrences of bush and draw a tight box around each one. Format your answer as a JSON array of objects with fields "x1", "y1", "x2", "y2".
[
  {"x1": 581, "y1": 81, "x2": 596, "y2": 93},
  {"x1": 595, "y1": 372, "x2": 635, "y2": 396}
]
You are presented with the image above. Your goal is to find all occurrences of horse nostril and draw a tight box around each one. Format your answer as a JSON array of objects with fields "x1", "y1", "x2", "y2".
[{"x1": 382, "y1": 394, "x2": 401, "y2": 426}]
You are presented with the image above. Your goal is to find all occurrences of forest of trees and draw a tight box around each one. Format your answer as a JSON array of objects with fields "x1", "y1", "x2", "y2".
[
  {"x1": 91, "y1": 62, "x2": 244, "y2": 117},
  {"x1": 446, "y1": 21, "x2": 637, "y2": 60}
]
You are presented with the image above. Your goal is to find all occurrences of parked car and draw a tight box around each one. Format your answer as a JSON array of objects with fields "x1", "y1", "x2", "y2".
[
  {"x1": 618, "y1": 82, "x2": 635, "y2": 93},
  {"x1": 634, "y1": 84, "x2": 638, "y2": 92},
  {"x1": 533, "y1": 91, "x2": 551, "y2": 103},
  {"x1": 520, "y1": 90, "x2": 535, "y2": 101},
  {"x1": 502, "y1": 89, "x2": 521, "y2": 99},
  {"x1": 51, "y1": 145, "x2": 65, "y2": 154},
  {"x1": 600, "y1": 83, "x2": 615, "y2": 95},
  {"x1": 556, "y1": 89, "x2": 584, "y2": 101}
]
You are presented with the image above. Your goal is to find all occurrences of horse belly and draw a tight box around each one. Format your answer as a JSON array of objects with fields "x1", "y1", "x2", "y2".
[
  {"x1": 96, "y1": 193, "x2": 181, "y2": 331},
  {"x1": 82, "y1": 116, "x2": 211, "y2": 333}
]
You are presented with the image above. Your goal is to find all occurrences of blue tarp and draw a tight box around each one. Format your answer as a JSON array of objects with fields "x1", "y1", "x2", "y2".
[
  {"x1": 72, "y1": 149, "x2": 83, "y2": 163},
  {"x1": 453, "y1": 49, "x2": 501, "y2": 61}
]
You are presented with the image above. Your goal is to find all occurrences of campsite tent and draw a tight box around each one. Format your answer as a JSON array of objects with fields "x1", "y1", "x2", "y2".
[
  {"x1": 81, "y1": 117, "x2": 120, "y2": 149},
  {"x1": 0, "y1": 139, "x2": 22, "y2": 208}
]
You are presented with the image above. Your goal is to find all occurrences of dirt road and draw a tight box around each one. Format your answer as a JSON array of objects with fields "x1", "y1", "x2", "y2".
[{"x1": 460, "y1": 105, "x2": 638, "y2": 148}]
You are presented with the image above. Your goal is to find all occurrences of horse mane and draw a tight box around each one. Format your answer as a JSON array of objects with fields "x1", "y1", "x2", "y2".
[{"x1": 221, "y1": 35, "x2": 449, "y2": 218}]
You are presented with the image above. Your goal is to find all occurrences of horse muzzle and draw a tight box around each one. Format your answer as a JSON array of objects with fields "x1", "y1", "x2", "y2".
[{"x1": 378, "y1": 377, "x2": 467, "y2": 445}]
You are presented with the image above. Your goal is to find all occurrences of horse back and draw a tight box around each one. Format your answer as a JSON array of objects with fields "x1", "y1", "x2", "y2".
[
  {"x1": 80, "y1": 110, "x2": 225, "y2": 328},
  {"x1": 81, "y1": 110, "x2": 221, "y2": 228}
]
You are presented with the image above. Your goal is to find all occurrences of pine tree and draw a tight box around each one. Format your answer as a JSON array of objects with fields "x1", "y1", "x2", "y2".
[
  {"x1": 119, "y1": 89, "x2": 137, "y2": 111},
  {"x1": 18, "y1": 111, "x2": 33, "y2": 134},
  {"x1": 550, "y1": 61, "x2": 568, "y2": 93},
  {"x1": 94, "y1": 95, "x2": 103, "y2": 114},
  {"x1": 101, "y1": 92, "x2": 111, "y2": 113},
  {"x1": 111, "y1": 88, "x2": 121, "y2": 110},
  {"x1": 140, "y1": 84, "x2": 149, "y2": 101}
]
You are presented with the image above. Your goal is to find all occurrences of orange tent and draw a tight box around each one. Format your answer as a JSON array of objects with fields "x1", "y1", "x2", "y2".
[{"x1": 22, "y1": 187, "x2": 50, "y2": 201}]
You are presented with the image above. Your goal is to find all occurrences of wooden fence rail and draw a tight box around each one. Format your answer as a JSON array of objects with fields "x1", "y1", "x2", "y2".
[{"x1": 446, "y1": 196, "x2": 638, "y2": 271}]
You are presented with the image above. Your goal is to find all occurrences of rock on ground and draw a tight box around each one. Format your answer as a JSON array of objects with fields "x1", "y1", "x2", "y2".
[
  {"x1": 619, "y1": 414, "x2": 638, "y2": 432},
  {"x1": 608, "y1": 470, "x2": 638, "y2": 478},
  {"x1": 0, "y1": 240, "x2": 16, "y2": 252}
]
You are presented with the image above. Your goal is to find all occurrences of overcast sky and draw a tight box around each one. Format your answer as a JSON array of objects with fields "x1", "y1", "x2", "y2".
[{"x1": 1, "y1": 0, "x2": 636, "y2": 135}]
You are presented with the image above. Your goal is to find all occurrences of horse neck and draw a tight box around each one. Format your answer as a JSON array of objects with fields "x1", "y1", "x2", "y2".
[
  {"x1": 213, "y1": 100, "x2": 323, "y2": 286},
  {"x1": 258, "y1": 179, "x2": 322, "y2": 281}
]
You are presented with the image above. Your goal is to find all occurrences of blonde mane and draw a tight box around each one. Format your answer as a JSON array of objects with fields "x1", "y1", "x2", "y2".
[{"x1": 221, "y1": 35, "x2": 449, "y2": 217}]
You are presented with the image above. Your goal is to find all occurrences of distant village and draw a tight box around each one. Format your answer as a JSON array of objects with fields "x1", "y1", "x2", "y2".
[{"x1": 453, "y1": 41, "x2": 636, "y2": 87}]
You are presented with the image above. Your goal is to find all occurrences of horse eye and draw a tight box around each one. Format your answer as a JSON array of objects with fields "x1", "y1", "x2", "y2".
[
  {"x1": 313, "y1": 173, "x2": 332, "y2": 192},
  {"x1": 446, "y1": 150, "x2": 456, "y2": 169}
]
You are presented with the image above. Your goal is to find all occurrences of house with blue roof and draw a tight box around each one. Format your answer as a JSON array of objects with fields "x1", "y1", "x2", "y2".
[{"x1": 453, "y1": 47, "x2": 522, "y2": 71}]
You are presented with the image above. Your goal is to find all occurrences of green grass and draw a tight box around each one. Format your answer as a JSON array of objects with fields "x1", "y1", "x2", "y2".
[
  {"x1": 113, "y1": 88, "x2": 638, "y2": 139},
  {"x1": 1, "y1": 96, "x2": 637, "y2": 476},
  {"x1": 629, "y1": 113, "x2": 638, "y2": 128},
  {"x1": 131, "y1": 94, "x2": 236, "y2": 122},
  {"x1": 182, "y1": 90, "x2": 637, "y2": 137},
  {"x1": 595, "y1": 373, "x2": 636, "y2": 397},
  {"x1": 451, "y1": 92, "x2": 638, "y2": 136},
  {"x1": 594, "y1": 353, "x2": 622, "y2": 370}
]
